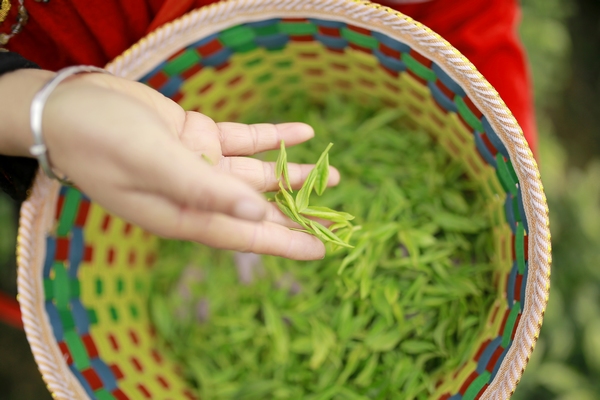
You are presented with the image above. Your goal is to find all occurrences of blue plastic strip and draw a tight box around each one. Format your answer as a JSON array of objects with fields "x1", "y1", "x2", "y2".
[
  {"x1": 474, "y1": 131, "x2": 498, "y2": 168},
  {"x1": 43, "y1": 236, "x2": 56, "y2": 278},
  {"x1": 201, "y1": 47, "x2": 233, "y2": 67},
  {"x1": 432, "y1": 63, "x2": 466, "y2": 97},
  {"x1": 476, "y1": 336, "x2": 503, "y2": 374},
  {"x1": 69, "y1": 365, "x2": 96, "y2": 399},
  {"x1": 505, "y1": 194, "x2": 517, "y2": 234},
  {"x1": 314, "y1": 34, "x2": 347, "y2": 50},
  {"x1": 68, "y1": 227, "x2": 84, "y2": 278},
  {"x1": 507, "y1": 261, "x2": 518, "y2": 309},
  {"x1": 71, "y1": 299, "x2": 91, "y2": 335},
  {"x1": 517, "y1": 186, "x2": 529, "y2": 234},
  {"x1": 309, "y1": 18, "x2": 346, "y2": 28},
  {"x1": 158, "y1": 76, "x2": 183, "y2": 97},
  {"x1": 374, "y1": 49, "x2": 406, "y2": 72},
  {"x1": 520, "y1": 262, "x2": 528, "y2": 313},
  {"x1": 427, "y1": 81, "x2": 458, "y2": 113},
  {"x1": 45, "y1": 300, "x2": 64, "y2": 342},
  {"x1": 490, "y1": 346, "x2": 509, "y2": 382},
  {"x1": 245, "y1": 18, "x2": 281, "y2": 28},
  {"x1": 255, "y1": 33, "x2": 290, "y2": 50},
  {"x1": 371, "y1": 31, "x2": 411, "y2": 53},
  {"x1": 90, "y1": 358, "x2": 118, "y2": 391},
  {"x1": 482, "y1": 116, "x2": 509, "y2": 158}
]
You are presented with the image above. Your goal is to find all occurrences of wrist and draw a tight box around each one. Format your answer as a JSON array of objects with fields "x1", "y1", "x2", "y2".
[{"x1": 0, "y1": 68, "x2": 55, "y2": 157}]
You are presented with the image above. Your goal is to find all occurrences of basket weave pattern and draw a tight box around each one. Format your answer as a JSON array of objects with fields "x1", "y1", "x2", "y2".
[{"x1": 17, "y1": 1, "x2": 550, "y2": 399}]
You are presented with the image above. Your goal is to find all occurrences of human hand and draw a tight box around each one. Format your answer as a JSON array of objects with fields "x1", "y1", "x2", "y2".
[{"x1": 0, "y1": 69, "x2": 339, "y2": 260}]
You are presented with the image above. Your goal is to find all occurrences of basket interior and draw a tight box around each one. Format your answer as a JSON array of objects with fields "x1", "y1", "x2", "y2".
[{"x1": 40, "y1": 17, "x2": 528, "y2": 400}]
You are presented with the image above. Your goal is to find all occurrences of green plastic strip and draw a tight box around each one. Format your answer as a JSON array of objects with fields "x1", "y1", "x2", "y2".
[
  {"x1": 64, "y1": 330, "x2": 91, "y2": 370},
  {"x1": 507, "y1": 158, "x2": 519, "y2": 183},
  {"x1": 44, "y1": 279, "x2": 54, "y2": 301},
  {"x1": 53, "y1": 262, "x2": 70, "y2": 309},
  {"x1": 502, "y1": 302, "x2": 521, "y2": 348},
  {"x1": 130, "y1": 303, "x2": 139, "y2": 319},
  {"x1": 219, "y1": 25, "x2": 256, "y2": 48},
  {"x1": 58, "y1": 309, "x2": 75, "y2": 331},
  {"x1": 256, "y1": 72, "x2": 273, "y2": 84},
  {"x1": 455, "y1": 96, "x2": 485, "y2": 133},
  {"x1": 463, "y1": 371, "x2": 492, "y2": 400},
  {"x1": 403, "y1": 53, "x2": 437, "y2": 82},
  {"x1": 278, "y1": 21, "x2": 318, "y2": 36},
  {"x1": 512, "y1": 195, "x2": 522, "y2": 223},
  {"x1": 275, "y1": 60, "x2": 293, "y2": 69},
  {"x1": 515, "y1": 224, "x2": 526, "y2": 274},
  {"x1": 163, "y1": 50, "x2": 201, "y2": 76},
  {"x1": 95, "y1": 278, "x2": 103, "y2": 296},
  {"x1": 57, "y1": 188, "x2": 82, "y2": 237},
  {"x1": 245, "y1": 57, "x2": 263, "y2": 68},
  {"x1": 109, "y1": 305, "x2": 119, "y2": 322},
  {"x1": 87, "y1": 308, "x2": 98, "y2": 325},
  {"x1": 495, "y1": 154, "x2": 518, "y2": 196},
  {"x1": 70, "y1": 279, "x2": 80, "y2": 298},
  {"x1": 116, "y1": 277, "x2": 125, "y2": 295},
  {"x1": 233, "y1": 41, "x2": 259, "y2": 53},
  {"x1": 340, "y1": 28, "x2": 378, "y2": 49},
  {"x1": 252, "y1": 24, "x2": 279, "y2": 37},
  {"x1": 94, "y1": 389, "x2": 116, "y2": 400}
]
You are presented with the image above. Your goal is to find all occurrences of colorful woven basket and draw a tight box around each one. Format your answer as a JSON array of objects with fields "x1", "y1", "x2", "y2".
[{"x1": 16, "y1": 1, "x2": 551, "y2": 399}]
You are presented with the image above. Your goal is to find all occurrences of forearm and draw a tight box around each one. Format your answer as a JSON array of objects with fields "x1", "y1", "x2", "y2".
[{"x1": 0, "y1": 68, "x2": 54, "y2": 157}]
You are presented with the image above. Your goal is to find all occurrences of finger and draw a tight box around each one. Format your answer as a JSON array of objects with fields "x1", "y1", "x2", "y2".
[
  {"x1": 216, "y1": 122, "x2": 314, "y2": 156},
  {"x1": 138, "y1": 139, "x2": 269, "y2": 222},
  {"x1": 192, "y1": 214, "x2": 326, "y2": 260},
  {"x1": 115, "y1": 192, "x2": 326, "y2": 260},
  {"x1": 219, "y1": 157, "x2": 341, "y2": 192}
]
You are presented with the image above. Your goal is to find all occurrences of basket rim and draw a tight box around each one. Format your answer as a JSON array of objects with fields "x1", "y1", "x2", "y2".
[{"x1": 18, "y1": 1, "x2": 551, "y2": 399}]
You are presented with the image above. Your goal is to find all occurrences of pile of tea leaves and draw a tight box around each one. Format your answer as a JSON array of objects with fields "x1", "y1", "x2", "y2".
[{"x1": 150, "y1": 97, "x2": 496, "y2": 399}]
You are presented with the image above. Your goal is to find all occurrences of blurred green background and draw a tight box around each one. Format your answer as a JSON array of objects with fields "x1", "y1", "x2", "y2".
[{"x1": 1, "y1": 0, "x2": 599, "y2": 398}]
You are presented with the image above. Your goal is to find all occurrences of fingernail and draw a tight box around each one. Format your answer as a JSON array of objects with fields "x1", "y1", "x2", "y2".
[{"x1": 233, "y1": 200, "x2": 265, "y2": 221}]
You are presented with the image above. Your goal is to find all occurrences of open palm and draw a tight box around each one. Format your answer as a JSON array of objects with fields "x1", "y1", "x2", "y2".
[{"x1": 40, "y1": 72, "x2": 339, "y2": 260}]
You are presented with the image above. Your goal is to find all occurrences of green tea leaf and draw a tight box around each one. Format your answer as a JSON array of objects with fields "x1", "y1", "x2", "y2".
[
  {"x1": 310, "y1": 320, "x2": 336, "y2": 370},
  {"x1": 310, "y1": 220, "x2": 354, "y2": 248},
  {"x1": 336, "y1": 345, "x2": 367, "y2": 385},
  {"x1": 354, "y1": 353, "x2": 379, "y2": 387},
  {"x1": 301, "y1": 206, "x2": 355, "y2": 222},
  {"x1": 275, "y1": 140, "x2": 292, "y2": 191},
  {"x1": 365, "y1": 328, "x2": 403, "y2": 352},
  {"x1": 400, "y1": 340, "x2": 437, "y2": 355},
  {"x1": 315, "y1": 152, "x2": 330, "y2": 196},
  {"x1": 263, "y1": 300, "x2": 289, "y2": 364},
  {"x1": 434, "y1": 212, "x2": 487, "y2": 233},
  {"x1": 295, "y1": 172, "x2": 316, "y2": 212}
]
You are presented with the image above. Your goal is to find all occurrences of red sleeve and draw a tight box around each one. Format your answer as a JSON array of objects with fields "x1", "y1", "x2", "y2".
[{"x1": 381, "y1": 0, "x2": 538, "y2": 156}]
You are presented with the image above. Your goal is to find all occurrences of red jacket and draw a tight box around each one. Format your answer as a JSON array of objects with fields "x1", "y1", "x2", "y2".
[{"x1": 4, "y1": 0, "x2": 537, "y2": 154}]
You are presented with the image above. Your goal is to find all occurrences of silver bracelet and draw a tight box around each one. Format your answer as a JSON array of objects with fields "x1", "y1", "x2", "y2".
[{"x1": 29, "y1": 65, "x2": 111, "y2": 186}]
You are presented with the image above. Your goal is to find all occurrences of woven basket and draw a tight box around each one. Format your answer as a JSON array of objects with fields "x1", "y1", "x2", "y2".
[{"x1": 17, "y1": 1, "x2": 551, "y2": 399}]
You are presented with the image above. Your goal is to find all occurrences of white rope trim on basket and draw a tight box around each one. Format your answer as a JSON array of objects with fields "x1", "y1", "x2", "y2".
[{"x1": 18, "y1": 1, "x2": 549, "y2": 399}]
